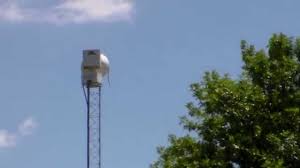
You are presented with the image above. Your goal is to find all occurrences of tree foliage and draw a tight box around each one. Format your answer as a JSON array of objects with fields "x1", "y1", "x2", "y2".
[{"x1": 151, "y1": 33, "x2": 300, "y2": 168}]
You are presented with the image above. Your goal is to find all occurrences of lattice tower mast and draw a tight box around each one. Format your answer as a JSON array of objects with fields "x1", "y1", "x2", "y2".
[{"x1": 81, "y1": 50, "x2": 109, "y2": 168}]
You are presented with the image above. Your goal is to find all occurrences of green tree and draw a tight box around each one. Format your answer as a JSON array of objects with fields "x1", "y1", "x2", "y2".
[{"x1": 151, "y1": 33, "x2": 300, "y2": 168}]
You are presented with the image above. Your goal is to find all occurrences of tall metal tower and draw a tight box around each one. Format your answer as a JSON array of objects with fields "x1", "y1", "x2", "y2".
[{"x1": 81, "y1": 49, "x2": 110, "y2": 168}]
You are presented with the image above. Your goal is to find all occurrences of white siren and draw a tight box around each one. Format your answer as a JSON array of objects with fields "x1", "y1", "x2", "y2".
[{"x1": 81, "y1": 49, "x2": 110, "y2": 87}]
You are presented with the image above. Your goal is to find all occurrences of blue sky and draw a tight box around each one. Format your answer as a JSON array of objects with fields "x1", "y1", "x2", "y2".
[{"x1": 1, "y1": 0, "x2": 300, "y2": 167}]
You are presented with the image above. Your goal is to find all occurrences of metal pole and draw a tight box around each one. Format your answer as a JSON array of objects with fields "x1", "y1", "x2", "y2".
[
  {"x1": 85, "y1": 81, "x2": 101, "y2": 168},
  {"x1": 99, "y1": 84, "x2": 102, "y2": 168},
  {"x1": 87, "y1": 82, "x2": 90, "y2": 168}
]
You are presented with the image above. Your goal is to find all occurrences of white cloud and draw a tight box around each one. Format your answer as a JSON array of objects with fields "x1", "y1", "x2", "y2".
[
  {"x1": 0, "y1": 3, "x2": 25, "y2": 21},
  {"x1": 0, "y1": 0, "x2": 133, "y2": 24},
  {"x1": 0, "y1": 130, "x2": 16, "y2": 148},
  {"x1": 0, "y1": 117, "x2": 37, "y2": 149},
  {"x1": 18, "y1": 117, "x2": 37, "y2": 136}
]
